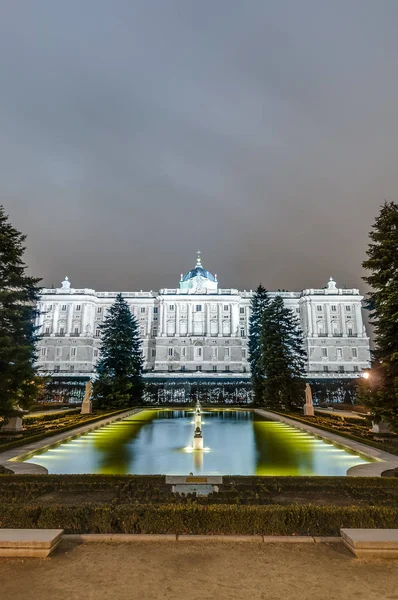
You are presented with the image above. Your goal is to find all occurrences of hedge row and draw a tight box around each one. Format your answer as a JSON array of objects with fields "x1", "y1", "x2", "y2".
[
  {"x1": 23, "y1": 409, "x2": 80, "y2": 424},
  {"x1": 272, "y1": 411, "x2": 398, "y2": 456},
  {"x1": 1, "y1": 503, "x2": 397, "y2": 535},
  {"x1": 0, "y1": 409, "x2": 131, "y2": 453}
]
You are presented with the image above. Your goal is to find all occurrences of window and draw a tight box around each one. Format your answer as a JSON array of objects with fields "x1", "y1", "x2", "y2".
[
  {"x1": 140, "y1": 328, "x2": 144, "y2": 336},
  {"x1": 168, "y1": 365, "x2": 173, "y2": 372},
  {"x1": 45, "y1": 327, "x2": 50, "y2": 335},
  {"x1": 213, "y1": 365, "x2": 217, "y2": 372},
  {"x1": 59, "y1": 327, "x2": 65, "y2": 336},
  {"x1": 61, "y1": 305, "x2": 67, "y2": 311},
  {"x1": 196, "y1": 305, "x2": 202, "y2": 312},
  {"x1": 151, "y1": 349, "x2": 156, "y2": 357},
  {"x1": 352, "y1": 348, "x2": 358, "y2": 358},
  {"x1": 168, "y1": 348, "x2": 173, "y2": 357},
  {"x1": 331, "y1": 305, "x2": 337, "y2": 312},
  {"x1": 56, "y1": 347, "x2": 62, "y2": 357},
  {"x1": 242, "y1": 349, "x2": 247, "y2": 358},
  {"x1": 197, "y1": 365, "x2": 202, "y2": 371},
  {"x1": 336, "y1": 348, "x2": 343, "y2": 359},
  {"x1": 69, "y1": 365, "x2": 75, "y2": 372},
  {"x1": 225, "y1": 365, "x2": 230, "y2": 372},
  {"x1": 296, "y1": 308, "x2": 300, "y2": 314},
  {"x1": 74, "y1": 327, "x2": 79, "y2": 335},
  {"x1": 76, "y1": 305, "x2": 81, "y2": 311},
  {"x1": 348, "y1": 328, "x2": 353, "y2": 336},
  {"x1": 322, "y1": 348, "x2": 328, "y2": 357},
  {"x1": 181, "y1": 347, "x2": 186, "y2": 358},
  {"x1": 197, "y1": 347, "x2": 202, "y2": 357},
  {"x1": 47, "y1": 305, "x2": 52, "y2": 311},
  {"x1": 240, "y1": 328, "x2": 245, "y2": 337},
  {"x1": 153, "y1": 307, "x2": 158, "y2": 314},
  {"x1": 339, "y1": 365, "x2": 345, "y2": 373},
  {"x1": 317, "y1": 305, "x2": 323, "y2": 312},
  {"x1": 141, "y1": 307, "x2": 146, "y2": 313},
  {"x1": 240, "y1": 307, "x2": 245, "y2": 314},
  {"x1": 353, "y1": 366, "x2": 359, "y2": 373},
  {"x1": 54, "y1": 365, "x2": 60, "y2": 373},
  {"x1": 41, "y1": 347, "x2": 47, "y2": 357},
  {"x1": 180, "y1": 366, "x2": 185, "y2": 372},
  {"x1": 97, "y1": 307, "x2": 102, "y2": 313},
  {"x1": 169, "y1": 305, "x2": 174, "y2": 311},
  {"x1": 71, "y1": 347, "x2": 77, "y2": 357},
  {"x1": 95, "y1": 329, "x2": 101, "y2": 337},
  {"x1": 346, "y1": 305, "x2": 351, "y2": 312},
  {"x1": 224, "y1": 348, "x2": 230, "y2": 358},
  {"x1": 93, "y1": 349, "x2": 98, "y2": 358},
  {"x1": 224, "y1": 305, "x2": 229, "y2": 311},
  {"x1": 323, "y1": 366, "x2": 329, "y2": 373},
  {"x1": 153, "y1": 327, "x2": 158, "y2": 337}
]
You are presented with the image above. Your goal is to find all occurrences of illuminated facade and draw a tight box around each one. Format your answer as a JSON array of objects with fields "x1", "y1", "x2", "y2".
[{"x1": 35, "y1": 253, "x2": 371, "y2": 379}]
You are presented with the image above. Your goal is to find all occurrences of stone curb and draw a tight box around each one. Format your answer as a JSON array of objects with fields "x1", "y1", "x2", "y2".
[{"x1": 62, "y1": 534, "x2": 343, "y2": 544}]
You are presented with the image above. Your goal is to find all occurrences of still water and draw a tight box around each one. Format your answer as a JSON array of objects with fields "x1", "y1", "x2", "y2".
[{"x1": 23, "y1": 409, "x2": 371, "y2": 476}]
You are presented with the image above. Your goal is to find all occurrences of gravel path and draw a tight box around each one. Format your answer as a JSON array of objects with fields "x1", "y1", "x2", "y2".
[{"x1": 1, "y1": 540, "x2": 398, "y2": 600}]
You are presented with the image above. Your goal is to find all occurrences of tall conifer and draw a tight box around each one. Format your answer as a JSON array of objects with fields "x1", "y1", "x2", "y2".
[
  {"x1": 261, "y1": 296, "x2": 306, "y2": 410},
  {"x1": 93, "y1": 294, "x2": 143, "y2": 408},
  {"x1": 362, "y1": 201, "x2": 398, "y2": 427},
  {"x1": 0, "y1": 205, "x2": 41, "y2": 420},
  {"x1": 248, "y1": 284, "x2": 270, "y2": 402}
]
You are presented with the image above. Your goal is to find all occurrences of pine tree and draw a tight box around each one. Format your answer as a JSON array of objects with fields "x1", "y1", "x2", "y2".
[
  {"x1": 362, "y1": 201, "x2": 398, "y2": 428},
  {"x1": 0, "y1": 205, "x2": 42, "y2": 420},
  {"x1": 261, "y1": 295, "x2": 306, "y2": 410},
  {"x1": 248, "y1": 284, "x2": 270, "y2": 402},
  {"x1": 92, "y1": 293, "x2": 143, "y2": 408}
]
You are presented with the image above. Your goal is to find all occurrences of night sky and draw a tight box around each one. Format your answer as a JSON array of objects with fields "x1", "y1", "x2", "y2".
[{"x1": 2, "y1": 1, "x2": 398, "y2": 293}]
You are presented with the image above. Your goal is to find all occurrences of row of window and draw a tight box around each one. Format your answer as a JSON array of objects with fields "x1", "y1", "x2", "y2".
[
  {"x1": 321, "y1": 347, "x2": 358, "y2": 358},
  {"x1": 321, "y1": 366, "x2": 360, "y2": 373},
  {"x1": 317, "y1": 305, "x2": 352, "y2": 312},
  {"x1": 166, "y1": 347, "x2": 246, "y2": 359}
]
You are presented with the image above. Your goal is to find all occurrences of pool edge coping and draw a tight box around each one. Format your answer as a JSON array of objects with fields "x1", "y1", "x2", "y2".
[
  {"x1": 0, "y1": 408, "x2": 144, "y2": 474},
  {"x1": 255, "y1": 409, "x2": 398, "y2": 477}
]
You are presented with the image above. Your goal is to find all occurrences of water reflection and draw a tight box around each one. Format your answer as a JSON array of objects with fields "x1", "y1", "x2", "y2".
[{"x1": 24, "y1": 409, "x2": 371, "y2": 476}]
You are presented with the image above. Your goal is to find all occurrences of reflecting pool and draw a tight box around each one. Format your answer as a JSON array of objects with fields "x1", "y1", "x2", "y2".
[{"x1": 22, "y1": 409, "x2": 372, "y2": 475}]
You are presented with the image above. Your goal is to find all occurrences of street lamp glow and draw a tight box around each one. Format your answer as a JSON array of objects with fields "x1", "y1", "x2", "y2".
[{"x1": 362, "y1": 372, "x2": 370, "y2": 380}]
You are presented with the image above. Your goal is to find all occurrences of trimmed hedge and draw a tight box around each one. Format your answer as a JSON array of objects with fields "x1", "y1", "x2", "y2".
[
  {"x1": 1, "y1": 503, "x2": 397, "y2": 535},
  {"x1": 23, "y1": 409, "x2": 80, "y2": 424}
]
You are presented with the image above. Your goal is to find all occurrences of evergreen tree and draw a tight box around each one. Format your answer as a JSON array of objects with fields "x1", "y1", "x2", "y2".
[
  {"x1": 261, "y1": 295, "x2": 307, "y2": 410},
  {"x1": 0, "y1": 205, "x2": 42, "y2": 420},
  {"x1": 92, "y1": 293, "x2": 143, "y2": 408},
  {"x1": 248, "y1": 284, "x2": 270, "y2": 402},
  {"x1": 362, "y1": 201, "x2": 398, "y2": 428}
]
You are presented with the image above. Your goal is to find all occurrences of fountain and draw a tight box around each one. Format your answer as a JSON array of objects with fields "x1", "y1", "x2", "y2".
[
  {"x1": 193, "y1": 426, "x2": 204, "y2": 450},
  {"x1": 195, "y1": 402, "x2": 202, "y2": 426}
]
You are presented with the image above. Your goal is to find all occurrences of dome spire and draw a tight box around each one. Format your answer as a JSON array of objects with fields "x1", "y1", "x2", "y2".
[{"x1": 196, "y1": 250, "x2": 202, "y2": 267}]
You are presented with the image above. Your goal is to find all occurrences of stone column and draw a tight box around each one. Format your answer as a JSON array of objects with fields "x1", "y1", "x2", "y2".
[
  {"x1": 66, "y1": 303, "x2": 74, "y2": 336},
  {"x1": 160, "y1": 301, "x2": 166, "y2": 336},
  {"x1": 354, "y1": 302, "x2": 363, "y2": 337},
  {"x1": 218, "y1": 303, "x2": 222, "y2": 336},
  {"x1": 206, "y1": 303, "x2": 211, "y2": 336},
  {"x1": 147, "y1": 302, "x2": 153, "y2": 337},
  {"x1": 340, "y1": 304, "x2": 347, "y2": 336},
  {"x1": 311, "y1": 303, "x2": 317, "y2": 337},
  {"x1": 51, "y1": 303, "x2": 59, "y2": 336},
  {"x1": 305, "y1": 302, "x2": 312, "y2": 337},
  {"x1": 81, "y1": 303, "x2": 88, "y2": 337},
  {"x1": 175, "y1": 302, "x2": 179, "y2": 336},
  {"x1": 325, "y1": 303, "x2": 331, "y2": 337},
  {"x1": 37, "y1": 303, "x2": 45, "y2": 333},
  {"x1": 187, "y1": 303, "x2": 193, "y2": 335},
  {"x1": 231, "y1": 303, "x2": 239, "y2": 337}
]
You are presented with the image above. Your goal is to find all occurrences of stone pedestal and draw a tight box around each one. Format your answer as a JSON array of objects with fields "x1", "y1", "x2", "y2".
[
  {"x1": 1, "y1": 416, "x2": 24, "y2": 433},
  {"x1": 81, "y1": 399, "x2": 92, "y2": 414},
  {"x1": 303, "y1": 405, "x2": 314, "y2": 417},
  {"x1": 371, "y1": 420, "x2": 392, "y2": 434},
  {"x1": 193, "y1": 435, "x2": 204, "y2": 450}
]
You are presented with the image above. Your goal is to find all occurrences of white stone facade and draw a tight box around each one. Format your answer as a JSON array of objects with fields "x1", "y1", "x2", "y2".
[{"x1": 35, "y1": 254, "x2": 371, "y2": 379}]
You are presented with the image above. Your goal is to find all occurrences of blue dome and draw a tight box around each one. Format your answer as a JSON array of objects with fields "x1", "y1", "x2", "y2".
[{"x1": 182, "y1": 267, "x2": 216, "y2": 282}]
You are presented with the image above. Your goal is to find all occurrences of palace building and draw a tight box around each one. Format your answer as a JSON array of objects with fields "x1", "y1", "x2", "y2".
[{"x1": 35, "y1": 253, "x2": 371, "y2": 380}]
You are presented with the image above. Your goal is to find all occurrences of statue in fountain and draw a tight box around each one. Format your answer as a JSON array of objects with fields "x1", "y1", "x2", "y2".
[
  {"x1": 303, "y1": 383, "x2": 314, "y2": 416},
  {"x1": 193, "y1": 426, "x2": 204, "y2": 450}
]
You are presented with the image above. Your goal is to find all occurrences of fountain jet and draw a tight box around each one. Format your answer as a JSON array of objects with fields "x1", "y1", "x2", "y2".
[{"x1": 193, "y1": 426, "x2": 204, "y2": 450}]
